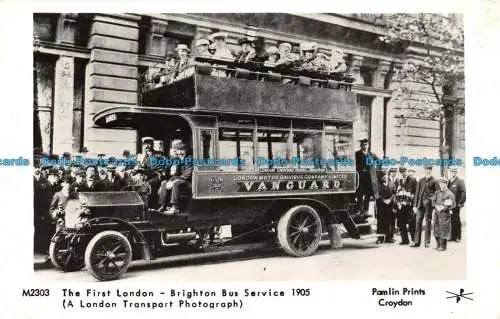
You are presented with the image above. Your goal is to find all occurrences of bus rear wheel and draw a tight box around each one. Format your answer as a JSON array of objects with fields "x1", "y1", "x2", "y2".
[{"x1": 277, "y1": 205, "x2": 322, "y2": 257}]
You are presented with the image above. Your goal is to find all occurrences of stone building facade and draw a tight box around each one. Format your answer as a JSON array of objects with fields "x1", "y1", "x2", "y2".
[{"x1": 33, "y1": 13, "x2": 465, "y2": 171}]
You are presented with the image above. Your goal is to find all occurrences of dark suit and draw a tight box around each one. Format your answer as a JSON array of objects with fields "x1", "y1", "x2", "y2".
[
  {"x1": 355, "y1": 149, "x2": 380, "y2": 214},
  {"x1": 395, "y1": 175, "x2": 417, "y2": 244},
  {"x1": 413, "y1": 175, "x2": 439, "y2": 246},
  {"x1": 234, "y1": 50, "x2": 256, "y2": 64},
  {"x1": 448, "y1": 177, "x2": 466, "y2": 241}
]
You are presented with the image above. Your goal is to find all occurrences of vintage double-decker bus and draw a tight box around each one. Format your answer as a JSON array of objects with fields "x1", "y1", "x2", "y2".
[{"x1": 50, "y1": 57, "x2": 378, "y2": 281}]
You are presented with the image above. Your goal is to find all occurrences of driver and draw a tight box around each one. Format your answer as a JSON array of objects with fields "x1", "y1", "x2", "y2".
[{"x1": 158, "y1": 140, "x2": 193, "y2": 215}]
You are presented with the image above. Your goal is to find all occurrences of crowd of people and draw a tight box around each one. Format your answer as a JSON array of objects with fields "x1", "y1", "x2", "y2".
[
  {"x1": 149, "y1": 32, "x2": 349, "y2": 87},
  {"x1": 355, "y1": 138, "x2": 466, "y2": 251},
  {"x1": 33, "y1": 138, "x2": 194, "y2": 255}
]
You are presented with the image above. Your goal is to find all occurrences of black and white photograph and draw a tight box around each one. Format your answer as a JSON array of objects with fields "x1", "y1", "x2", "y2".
[
  {"x1": 2, "y1": 2, "x2": 500, "y2": 318},
  {"x1": 31, "y1": 12, "x2": 467, "y2": 281}
]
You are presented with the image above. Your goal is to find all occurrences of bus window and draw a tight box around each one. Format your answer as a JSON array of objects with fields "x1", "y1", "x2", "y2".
[
  {"x1": 200, "y1": 130, "x2": 214, "y2": 159},
  {"x1": 325, "y1": 132, "x2": 353, "y2": 171},
  {"x1": 293, "y1": 132, "x2": 322, "y2": 169},
  {"x1": 218, "y1": 128, "x2": 254, "y2": 171},
  {"x1": 257, "y1": 130, "x2": 289, "y2": 167}
]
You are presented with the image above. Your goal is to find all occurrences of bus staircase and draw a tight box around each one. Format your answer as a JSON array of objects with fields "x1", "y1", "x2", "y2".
[{"x1": 335, "y1": 203, "x2": 384, "y2": 243}]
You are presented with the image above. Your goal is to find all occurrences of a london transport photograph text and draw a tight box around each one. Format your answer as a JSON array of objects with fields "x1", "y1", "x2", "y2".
[{"x1": 32, "y1": 13, "x2": 465, "y2": 281}]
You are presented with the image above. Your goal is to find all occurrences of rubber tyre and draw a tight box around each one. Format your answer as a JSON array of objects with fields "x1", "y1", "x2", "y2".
[
  {"x1": 49, "y1": 235, "x2": 85, "y2": 272},
  {"x1": 84, "y1": 231, "x2": 132, "y2": 281},
  {"x1": 277, "y1": 205, "x2": 322, "y2": 257}
]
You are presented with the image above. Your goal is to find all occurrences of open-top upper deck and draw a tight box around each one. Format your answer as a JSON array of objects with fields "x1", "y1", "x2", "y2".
[{"x1": 140, "y1": 58, "x2": 357, "y2": 121}]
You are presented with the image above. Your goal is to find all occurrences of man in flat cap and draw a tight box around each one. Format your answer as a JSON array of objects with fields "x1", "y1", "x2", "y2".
[
  {"x1": 395, "y1": 166, "x2": 417, "y2": 245},
  {"x1": 158, "y1": 140, "x2": 193, "y2": 214},
  {"x1": 411, "y1": 165, "x2": 439, "y2": 247},
  {"x1": 355, "y1": 138, "x2": 380, "y2": 219},
  {"x1": 447, "y1": 167, "x2": 466, "y2": 242},
  {"x1": 432, "y1": 177, "x2": 456, "y2": 251}
]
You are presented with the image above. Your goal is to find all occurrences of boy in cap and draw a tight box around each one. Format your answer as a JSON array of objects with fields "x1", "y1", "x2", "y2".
[
  {"x1": 432, "y1": 177, "x2": 456, "y2": 251},
  {"x1": 447, "y1": 167, "x2": 466, "y2": 242},
  {"x1": 411, "y1": 166, "x2": 439, "y2": 247},
  {"x1": 395, "y1": 166, "x2": 417, "y2": 244}
]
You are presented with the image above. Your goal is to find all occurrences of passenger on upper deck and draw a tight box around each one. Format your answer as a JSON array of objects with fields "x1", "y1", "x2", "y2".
[
  {"x1": 264, "y1": 46, "x2": 280, "y2": 67},
  {"x1": 313, "y1": 52, "x2": 331, "y2": 73},
  {"x1": 253, "y1": 37, "x2": 269, "y2": 63},
  {"x1": 174, "y1": 44, "x2": 195, "y2": 80},
  {"x1": 195, "y1": 38, "x2": 212, "y2": 57},
  {"x1": 329, "y1": 48, "x2": 347, "y2": 73},
  {"x1": 208, "y1": 32, "x2": 234, "y2": 60},
  {"x1": 234, "y1": 36, "x2": 256, "y2": 64},
  {"x1": 160, "y1": 51, "x2": 178, "y2": 85}
]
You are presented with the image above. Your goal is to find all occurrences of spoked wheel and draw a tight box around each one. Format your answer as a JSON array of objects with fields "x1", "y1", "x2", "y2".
[
  {"x1": 277, "y1": 205, "x2": 323, "y2": 257},
  {"x1": 49, "y1": 234, "x2": 85, "y2": 272},
  {"x1": 84, "y1": 231, "x2": 132, "y2": 281}
]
